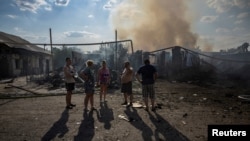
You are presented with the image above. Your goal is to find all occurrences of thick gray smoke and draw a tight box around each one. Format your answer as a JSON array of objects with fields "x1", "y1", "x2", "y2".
[{"x1": 110, "y1": 0, "x2": 198, "y2": 51}]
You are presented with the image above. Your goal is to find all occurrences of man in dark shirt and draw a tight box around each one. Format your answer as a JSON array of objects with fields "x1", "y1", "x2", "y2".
[{"x1": 136, "y1": 59, "x2": 158, "y2": 111}]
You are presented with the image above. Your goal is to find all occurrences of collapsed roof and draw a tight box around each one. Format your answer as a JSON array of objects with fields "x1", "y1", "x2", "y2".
[{"x1": 0, "y1": 31, "x2": 51, "y2": 55}]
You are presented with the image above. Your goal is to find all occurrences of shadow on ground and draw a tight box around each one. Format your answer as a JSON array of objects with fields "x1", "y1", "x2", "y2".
[
  {"x1": 74, "y1": 110, "x2": 95, "y2": 141},
  {"x1": 41, "y1": 109, "x2": 69, "y2": 141},
  {"x1": 124, "y1": 107, "x2": 190, "y2": 141},
  {"x1": 96, "y1": 101, "x2": 114, "y2": 129}
]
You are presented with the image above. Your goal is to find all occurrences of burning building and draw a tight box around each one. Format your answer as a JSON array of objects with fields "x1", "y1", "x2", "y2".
[{"x1": 130, "y1": 46, "x2": 216, "y2": 82}]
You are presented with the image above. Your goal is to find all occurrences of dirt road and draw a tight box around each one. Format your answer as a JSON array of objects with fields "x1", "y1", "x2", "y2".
[{"x1": 0, "y1": 79, "x2": 249, "y2": 141}]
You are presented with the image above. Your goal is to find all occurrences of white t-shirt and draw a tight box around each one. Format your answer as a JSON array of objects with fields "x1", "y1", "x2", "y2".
[{"x1": 63, "y1": 65, "x2": 76, "y2": 83}]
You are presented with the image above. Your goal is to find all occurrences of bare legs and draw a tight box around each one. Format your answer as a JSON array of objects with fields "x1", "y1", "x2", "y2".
[
  {"x1": 151, "y1": 99, "x2": 155, "y2": 109},
  {"x1": 144, "y1": 97, "x2": 155, "y2": 111},
  {"x1": 66, "y1": 91, "x2": 72, "y2": 106},
  {"x1": 144, "y1": 97, "x2": 148, "y2": 110},
  {"x1": 123, "y1": 93, "x2": 128, "y2": 103},
  {"x1": 65, "y1": 90, "x2": 76, "y2": 109},
  {"x1": 123, "y1": 93, "x2": 133, "y2": 105},
  {"x1": 142, "y1": 85, "x2": 155, "y2": 111},
  {"x1": 100, "y1": 84, "x2": 108, "y2": 102},
  {"x1": 84, "y1": 93, "x2": 95, "y2": 110},
  {"x1": 129, "y1": 94, "x2": 133, "y2": 104}
]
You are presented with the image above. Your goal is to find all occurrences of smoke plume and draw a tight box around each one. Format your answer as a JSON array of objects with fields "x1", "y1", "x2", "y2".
[
  {"x1": 203, "y1": 41, "x2": 213, "y2": 52},
  {"x1": 110, "y1": 0, "x2": 198, "y2": 51}
]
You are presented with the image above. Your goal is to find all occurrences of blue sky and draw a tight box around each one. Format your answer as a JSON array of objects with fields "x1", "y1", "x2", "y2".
[{"x1": 0, "y1": 0, "x2": 249, "y2": 52}]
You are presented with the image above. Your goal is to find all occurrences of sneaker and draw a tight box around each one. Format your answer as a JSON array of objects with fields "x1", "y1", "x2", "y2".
[
  {"x1": 66, "y1": 105, "x2": 73, "y2": 109},
  {"x1": 91, "y1": 107, "x2": 97, "y2": 111},
  {"x1": 121, "y1": 102, "x2": 128, "y2": 105},
  {"x1": 70, "y1": 103, "x2": 76, "y2": 107}
]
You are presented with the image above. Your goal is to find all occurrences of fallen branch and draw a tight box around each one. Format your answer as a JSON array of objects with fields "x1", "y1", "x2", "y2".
[{"x1": 7, "y1": 84, "x2": 41, "y2": 95}]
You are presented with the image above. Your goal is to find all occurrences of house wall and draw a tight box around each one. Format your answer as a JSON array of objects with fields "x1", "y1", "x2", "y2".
[
  {"x1": 0, "y1": 50, "x2": 52, "y2": 79},
  {"x1": 0, "y1": 45, "x2": 11, "y2": 78},
  {"x1": 0, "y1": 54, "x2": 11, "y2": 78},
  {"x1": 43, "y1": 55, "x2": 52, "y2": 74},
  {"x1": 11, "y1": 54, "x2": 22, "y2": 77},
  {"x1": 27, "y1": 54, "x2": 52, "y2": 75}
]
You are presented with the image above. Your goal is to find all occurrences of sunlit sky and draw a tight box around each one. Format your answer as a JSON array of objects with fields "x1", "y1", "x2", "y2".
[{"x1": 0, "y1": 0, "x2": 249, "y2": 52}]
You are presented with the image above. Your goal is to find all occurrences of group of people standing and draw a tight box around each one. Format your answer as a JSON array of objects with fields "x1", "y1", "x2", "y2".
[{"x1": 63, "y1": 57, "x2": 157, "y2": 112}]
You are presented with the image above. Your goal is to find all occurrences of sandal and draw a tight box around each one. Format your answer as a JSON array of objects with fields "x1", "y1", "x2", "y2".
[
  {"x1": 91, "y1": 107, "x2": 97, "y2": 111},
  {"x1": 70, "y1": 103, "x2": 76, "y2": 107},
  {"x1": 66, "y1": 105, "x2": 73, "y2": 109},
  {"x1": 121, "y1": 101, "x2": 128, "y2": 105}
]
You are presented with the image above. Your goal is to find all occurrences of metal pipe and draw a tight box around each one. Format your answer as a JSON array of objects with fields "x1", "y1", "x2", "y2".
[
  {"x1": 1, "y1": 39, "x2": 135, "y2": 56},
  {"x1": 1, "y1": 39, "x2": 132, "y2": 48}
]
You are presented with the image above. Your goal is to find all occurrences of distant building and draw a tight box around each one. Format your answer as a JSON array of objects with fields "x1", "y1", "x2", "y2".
[{"x1": 0, "y1": 32, "x2": 52, "y2": 79}]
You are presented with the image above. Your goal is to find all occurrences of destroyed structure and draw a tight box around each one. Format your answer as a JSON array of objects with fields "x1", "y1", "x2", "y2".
[
  {"x1": 0, "y1": 32, "x2": 52, "y2": 79},
  {"x1": 1, "y1": 31, "x2": 249, "y2": 88},
  {"x1": 129, "y1": 44, "x2": 250, "y2": 87}
]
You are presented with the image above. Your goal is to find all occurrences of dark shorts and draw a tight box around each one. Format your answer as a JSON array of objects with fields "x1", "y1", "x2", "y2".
[
  {"x1": 84, "y1": 81, "x2": 95, "y2": 94},
  {"x1": 121, "y1": 81, "x2": 132, "y2": 94},
  {"x1": 85, "y1": 89, "x2": 95, "y2": 94},
  {"x1": 65, "y1": 83, "x2": 75, "y2": 91}
]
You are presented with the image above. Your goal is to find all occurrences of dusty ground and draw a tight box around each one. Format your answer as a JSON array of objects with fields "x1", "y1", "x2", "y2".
[{"x1": 0, "y1": 78, "x2": 249, "y2": 141}]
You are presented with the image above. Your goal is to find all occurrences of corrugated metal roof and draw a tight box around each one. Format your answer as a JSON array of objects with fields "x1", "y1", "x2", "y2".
[{"x1": 0, "y1": 31, "x2": 51, "y2": 55}]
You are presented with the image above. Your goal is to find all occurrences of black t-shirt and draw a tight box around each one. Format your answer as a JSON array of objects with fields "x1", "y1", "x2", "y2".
[{"x1": 137, "y1": 64, "x2": 157, "y2": 85}]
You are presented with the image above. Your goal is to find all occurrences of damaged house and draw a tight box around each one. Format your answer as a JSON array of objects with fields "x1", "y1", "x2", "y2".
[{"x1": 0, "y1": 32, "x2": 52, "y2": 79}]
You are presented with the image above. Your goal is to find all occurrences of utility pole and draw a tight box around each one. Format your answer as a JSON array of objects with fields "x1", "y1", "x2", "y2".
[
  {"x1": 104, "y1": 42, "x2": 107, "y2": 61},
  {"x1": 115, "y1": 29, "x2": 117, "y2": 70},
  {"x1": 49, "y1": 28, "x2": 53, "y2": 72},
  {"x1": 49, "y1": 28, "x2": 53, "y2": 54}
]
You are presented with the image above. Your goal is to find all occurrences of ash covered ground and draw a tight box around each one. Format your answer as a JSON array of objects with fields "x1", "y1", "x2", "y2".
[{"x1": 0, "y1": 78, "x2": 249, "y2": 141}]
